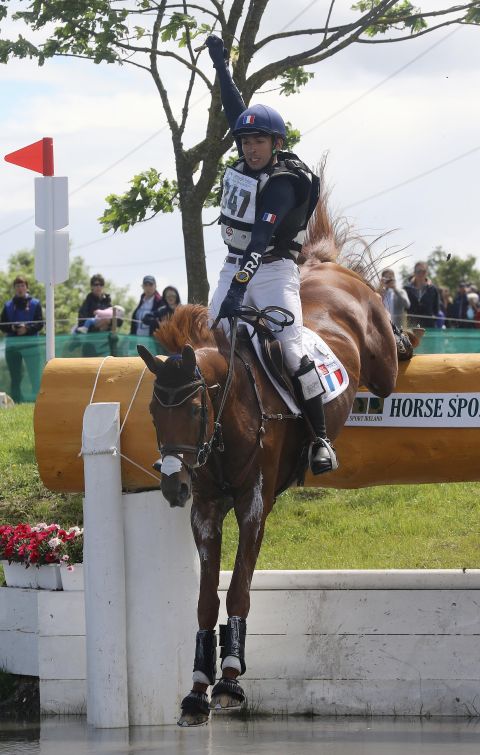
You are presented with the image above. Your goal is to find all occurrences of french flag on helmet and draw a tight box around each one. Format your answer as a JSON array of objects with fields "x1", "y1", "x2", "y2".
[{"x1": 233, "y1": 104, "x2": 287, "y2": 139}]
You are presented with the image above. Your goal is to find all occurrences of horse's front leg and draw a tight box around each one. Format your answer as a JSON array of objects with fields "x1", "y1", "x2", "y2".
[
  {"x1": 178, "y1": 494, "x2": 226, "y2": 727},
  {"x1": 210, "y1": 470, "x2": 273, "y2": 711}
]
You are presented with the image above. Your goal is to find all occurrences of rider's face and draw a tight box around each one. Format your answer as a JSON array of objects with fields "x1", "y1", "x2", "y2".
[{"x1": 241, "y1": 134, "x2": 278, "y2": 170}]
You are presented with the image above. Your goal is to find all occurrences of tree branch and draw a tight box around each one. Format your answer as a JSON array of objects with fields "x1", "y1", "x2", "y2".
[
  {"x1": 236, "y1": 0, "x2": 269, "y2": 84},
  {"x1": 357, "y1": 18, "x2": 466, "y2": 44},
  {"x1": 254, "y1": 0, "x2": 399, "y2": 52},
  {"x1": 323, "y1": 0, "x2": 337, "y2": 45},
  {"x1": 149, "y1": 2, "x2": 181, "y2": 144},
  {"x1": 179, "y1": 0, "x2": 198, "y2": 134},
  {"x1": 115, "y1": 39, "x2": 213, "y2": 89}
]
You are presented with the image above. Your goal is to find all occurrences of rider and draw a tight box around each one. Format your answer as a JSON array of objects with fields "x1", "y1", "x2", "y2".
[{"x1": 206, "y1": 34, "x2": 338, "y2": 475}]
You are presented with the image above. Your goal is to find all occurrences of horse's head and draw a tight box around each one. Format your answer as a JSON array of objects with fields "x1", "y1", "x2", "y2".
[{"x1": 138, "y1": 344, "x2": 216, "y2": 508}]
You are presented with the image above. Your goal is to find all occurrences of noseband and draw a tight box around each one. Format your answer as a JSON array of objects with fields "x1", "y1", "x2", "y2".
[{"x1": 152, "y1": 374, "x2": 219, "y2": 472}]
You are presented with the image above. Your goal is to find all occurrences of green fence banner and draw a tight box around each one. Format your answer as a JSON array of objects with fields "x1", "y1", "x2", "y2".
[
  {"x1": 0, "y1": 333, "x2": 167, "y2": 403},
  {"x1": 0, "y1": 330, "x2": 478, "y2": 403}
]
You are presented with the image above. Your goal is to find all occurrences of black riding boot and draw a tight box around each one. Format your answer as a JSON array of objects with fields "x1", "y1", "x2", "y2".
[{"x1": 294, "y1": 356, "x2": 338, "y2": 475}]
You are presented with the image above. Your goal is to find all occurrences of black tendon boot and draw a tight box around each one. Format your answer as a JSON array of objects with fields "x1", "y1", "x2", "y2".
[
  {"x1": 294, "y1": 356, "x2": 338, "y2": 475},
  {"x1": 179, "y1": 630, "x2": 216, "y2": 726},
  {"x1": 210, "y1": 617, "x2": 247, "y2": 710}
]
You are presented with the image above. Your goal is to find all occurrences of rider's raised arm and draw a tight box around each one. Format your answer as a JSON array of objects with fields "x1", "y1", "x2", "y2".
[{"x1": 206, "y1": 35, "x2": 245, "y2": 150}]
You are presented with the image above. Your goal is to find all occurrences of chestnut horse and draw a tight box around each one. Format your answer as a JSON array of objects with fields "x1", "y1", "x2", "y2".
[{"x1": 137, "y1": 207, "x2": 398, "y2": 727}]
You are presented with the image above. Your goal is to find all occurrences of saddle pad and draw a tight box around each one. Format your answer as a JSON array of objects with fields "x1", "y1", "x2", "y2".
[{"x1": 250, "y1": 325, "x2": 349, "y2": 415}]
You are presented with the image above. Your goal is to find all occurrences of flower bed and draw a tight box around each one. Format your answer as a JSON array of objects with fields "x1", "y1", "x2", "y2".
[{"x1": 0, "y1": 523, "x2": 83, "y2": 589}]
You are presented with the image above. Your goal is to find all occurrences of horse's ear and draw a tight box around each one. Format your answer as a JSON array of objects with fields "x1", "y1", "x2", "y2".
[
  {"x1": 181, "y1": 344, "x2": 197, "y2": 375},
  {"x1": 137, "y1": 344, "x2": 164, "y2": 377}
]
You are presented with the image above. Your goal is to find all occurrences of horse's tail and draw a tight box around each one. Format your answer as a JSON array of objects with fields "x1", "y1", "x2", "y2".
[{"x1": 299, "y1": 155, "x2": 348, "y2": 267}]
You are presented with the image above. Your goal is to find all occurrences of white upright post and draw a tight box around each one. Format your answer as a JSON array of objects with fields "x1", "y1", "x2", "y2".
[
  {"x1": 123, "y1": 490, "x2": 200, "y2": 725},
  {"x1": 43, "y1": 176, "x2": 55, "y2": 363},
  {"x1": 82, "y1": 402, "x2": 129, "y2": 728}
]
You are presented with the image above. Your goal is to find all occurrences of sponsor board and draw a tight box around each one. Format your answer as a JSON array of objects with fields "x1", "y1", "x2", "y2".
[{"x1": 346, "y1": 392, "x2": 480, "y2": 427}]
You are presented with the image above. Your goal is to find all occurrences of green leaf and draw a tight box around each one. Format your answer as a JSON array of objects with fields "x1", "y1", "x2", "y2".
[
  {"x1": 466, "y1": 7, "x2": 480, "y2": 24},
  {"x1": 352, "y1": 0, "x2": 427, "y2": 37},
  {"x1": 99, "y1": 169, "x2": 179, "y2": 233},
  {"x1": 277, "y1": 67, "x2": 314, "y2": 97},
  {"x1": 160, "y1": 12, "x2": 196, "y2": 43}
]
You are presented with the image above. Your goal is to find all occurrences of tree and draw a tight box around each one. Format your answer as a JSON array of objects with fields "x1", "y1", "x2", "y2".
[
  {"x1": 0, "y1": 251, "x2": 135, "y2": 334},
  {"x1": 2, "y1": 2, "x2": 479, "y2": 303},
  {"x1": 427, "y1": 246, "x2": 480, "y2": 292}
]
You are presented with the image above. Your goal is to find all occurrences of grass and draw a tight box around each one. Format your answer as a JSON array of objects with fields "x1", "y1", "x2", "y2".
[{"x1": 1, "y1": 405, "x2": 479, "y2": 570}]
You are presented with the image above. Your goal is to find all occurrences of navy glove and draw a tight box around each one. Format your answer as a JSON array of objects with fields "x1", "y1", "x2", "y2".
[
  {"x1": 218, "y1": 285, "x2": 245, "y2": 319},
  {"x1": 205, "y1": 34, "x2": 228, "y2": 68}
]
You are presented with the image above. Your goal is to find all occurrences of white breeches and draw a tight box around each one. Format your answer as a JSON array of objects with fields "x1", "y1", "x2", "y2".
[{"x1": 209, "y1": 258, "x2": 303, "y2": 374}]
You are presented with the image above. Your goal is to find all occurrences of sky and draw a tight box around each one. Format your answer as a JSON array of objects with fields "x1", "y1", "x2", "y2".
[{"x1": 0, "y1": 1, "x2": 479, "y2": 305}]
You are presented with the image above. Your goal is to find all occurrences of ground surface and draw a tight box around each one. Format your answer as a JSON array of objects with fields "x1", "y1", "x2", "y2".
[{"x1": 0, "y1": 716, "x2": 479, "y2": 754}]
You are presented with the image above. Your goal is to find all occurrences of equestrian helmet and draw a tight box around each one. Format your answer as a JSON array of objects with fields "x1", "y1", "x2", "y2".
[{"x1": 232, "y1": 104, "x2": 287, "y2": 139}]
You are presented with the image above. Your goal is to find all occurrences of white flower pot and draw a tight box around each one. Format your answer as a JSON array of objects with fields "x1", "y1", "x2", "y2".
[
  {"x1": 2, "y1": 561, "x2": 39, "y2": 588},
  {"x1": 60, "y1": 564, "x2": 84, "y2": 591},
  {"x1": 37, "y1": 564, "x2": 62, "y2": 590}
]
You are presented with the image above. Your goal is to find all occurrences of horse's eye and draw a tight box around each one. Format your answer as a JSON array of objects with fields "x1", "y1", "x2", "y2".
[{"x1": 191, "y1": 405, "x2": 201, "y2": 417}]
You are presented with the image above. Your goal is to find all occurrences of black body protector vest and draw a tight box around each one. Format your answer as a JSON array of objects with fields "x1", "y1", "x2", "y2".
[{"x1": 219, "y1": 152, "x2": 320, "y2": 260}]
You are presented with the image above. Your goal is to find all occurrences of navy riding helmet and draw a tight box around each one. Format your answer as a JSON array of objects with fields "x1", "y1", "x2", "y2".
[{"x1": 232, "y1": 104, "x2": 287, "y2": 140}]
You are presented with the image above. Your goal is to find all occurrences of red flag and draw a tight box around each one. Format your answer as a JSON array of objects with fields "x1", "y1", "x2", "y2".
[{"x1": 4, "y1": 137, "x2": 54, "y2": 176}]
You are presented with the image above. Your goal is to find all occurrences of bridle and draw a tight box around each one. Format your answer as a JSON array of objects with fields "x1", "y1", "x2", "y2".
[
  {"x1": 151, "y1": 318, "x2": 239, "y2": 476},
  {"x1": 152, "y1": 373, "x2": 219, "y2": 473}
]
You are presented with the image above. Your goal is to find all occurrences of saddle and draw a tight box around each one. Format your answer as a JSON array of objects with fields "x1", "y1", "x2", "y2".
[{"x1": 238, "y1": 321, "x2": 296, "y2": 398}]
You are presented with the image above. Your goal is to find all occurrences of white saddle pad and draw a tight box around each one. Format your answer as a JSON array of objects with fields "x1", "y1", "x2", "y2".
[{"x1": 250, "y1": 325, "x2": 349, "y2": 415}]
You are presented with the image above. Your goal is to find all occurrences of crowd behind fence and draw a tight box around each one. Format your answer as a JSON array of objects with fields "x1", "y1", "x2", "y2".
[{"x1": 0, "y1": 325, "x2": 479, "y2": 404}]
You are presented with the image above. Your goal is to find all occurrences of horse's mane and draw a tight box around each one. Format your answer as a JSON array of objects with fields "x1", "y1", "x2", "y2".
[
  {"x1": 300, "y1": 157, "x2": 395, "y2": 286},
  {"x1": 155, "y1": 304, "x2": 225, "y2": 354}
]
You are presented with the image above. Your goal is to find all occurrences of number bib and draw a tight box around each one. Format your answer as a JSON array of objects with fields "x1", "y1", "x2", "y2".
[{"x1": 220, "y1": 166, "x2": 258, "y2": 251}]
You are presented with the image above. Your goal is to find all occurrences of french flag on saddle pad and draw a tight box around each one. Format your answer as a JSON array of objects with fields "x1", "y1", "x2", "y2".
[
  {"x1": 262, "y1": 212, "x2": 277, "y2": 223},
  {"x1": 317, "y1": 362, "x2": 345, "y2": 393},
  {"x1": 242, "y1": 114, "x2": 256, "y2": 125}
]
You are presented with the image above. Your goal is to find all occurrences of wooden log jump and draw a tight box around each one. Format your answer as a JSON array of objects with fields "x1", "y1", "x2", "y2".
[{"x1": 34, "y1": 354, "x2": 480, "y2": 492}]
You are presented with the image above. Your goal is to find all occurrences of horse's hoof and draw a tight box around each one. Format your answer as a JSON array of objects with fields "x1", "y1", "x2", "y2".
[
  {"x1": 177, "y1": 711, "x2": 209, "y2": 727},
  {"x1": 210, "y1": 677, "x2": 246, "y2": 711},
  {"x1": 177, "y1": 690, "x2": 210, "y2": 727}
]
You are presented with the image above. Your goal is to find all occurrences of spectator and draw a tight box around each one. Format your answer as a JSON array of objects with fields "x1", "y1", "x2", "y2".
[
  {"x1": 473, "y1": 294, "x2": 480, "y2": 329},
  {"x1": 157, "y1": 286, "x2": 181, "y2": 323},
  {"x1": 76, "y1": 305, "x2": 125, "y2": 334},
  {"x1": 450, "y1": 281, "x2": 472, "y2": 328},
  {"x1": 466, "y1": 292, "x2": 479, "y2": 328},
  {"x1": 437, "y1": 287, "x2": 454, "y2": 329},
  {"x1": 404, "y1": 261, "x2": 440, "y2": 329},
  {"x1": 378, "y1": 268, "x2": 410, "y2": 328},
  {"x1": 78, "y1": 274, "x2": 112, "y2": 331},
  {"x1": 0, "y1": 275, "x2": 43, "y2": 403},
  {"x1": 130, "y1": 275, "x2": 165, "y2": 336}
]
